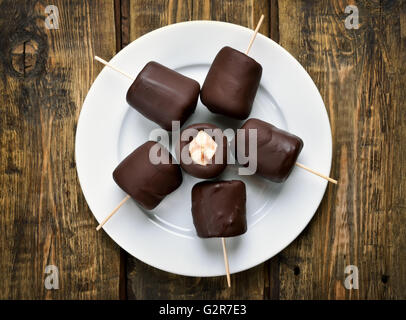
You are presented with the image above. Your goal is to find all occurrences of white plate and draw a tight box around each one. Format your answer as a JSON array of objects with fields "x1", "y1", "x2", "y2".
[{"x1": 75, "y1": 21, "x2": 332, "y2": 277}]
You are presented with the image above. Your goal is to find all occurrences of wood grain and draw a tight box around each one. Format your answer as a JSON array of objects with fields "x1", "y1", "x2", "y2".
[
  {"x1": 128, "y1": 0, "x2": 192, "y2": 43},
  {"x1": 0, "y1": 0, "x2": 404, "y2": 300},
  {"x1": 277, "y1": 0, "x2": 406, "y2": 299},
  {"x1": 0, "y1": 0, "x2": 121, "y2": 299},
  {"x1": 192, "y1": 0, "x2": 270, "y2": 36},
  {"x1": 125, "y1": 0, "x2": 406, "y2": 300}
]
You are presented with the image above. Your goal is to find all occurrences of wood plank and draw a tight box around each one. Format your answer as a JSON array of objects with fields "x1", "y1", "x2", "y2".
[
  {"x1": 127, "y1": 258, "x2": 267, "y2": 299},
  {"x1": 125, "y1": 0, "x2": 272, "y2": 300},
  {"x1": 0, "y1": 0, "x2": 121, "y2": 299},
  {"x1": 117, "y1": 0, "x2": 130, "y2": 301},
  {"x1": 192, "y1": 0, "x2": 270, "y2": 36},
  {"x1": 277, "y1": 0, "x2": 406, "y2": 299}
]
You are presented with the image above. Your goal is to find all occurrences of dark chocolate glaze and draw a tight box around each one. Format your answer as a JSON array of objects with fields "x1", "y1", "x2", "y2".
[
  {"x1": 191, "y1": 180, "x2": 247, "y2": 238},
  {"x1": 235, "y1": 118, "x2": 304, "y2": 183},
  {"x1": 201, "y1": 46, "x2": 262, "y2": 120},
  {"x1": 126, "y1": 61, "x2": 200, "y2": 131},
  {"x1": 176, "y1": 123, "x2": 228, "y2": 179},
  {"x1": 113, "y1": 141, "x2": 182, "y2": 210}
]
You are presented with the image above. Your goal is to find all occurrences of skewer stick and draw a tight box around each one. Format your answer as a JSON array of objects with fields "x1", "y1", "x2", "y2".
[
  {"x1": 245, "y1": 14, "x2": 265, "y2": 55},
  {"x1": 244, "y1": 15, "x2": 337, "y2": 185},
  {"x1": 221, "y1": 237, "x2": 231, "y2": 287},
  {"x1": 221, "y1": 13, "x2": 265, "y2": 288},
  {"x1": 94, "y1": 56, "x2": 135, "y2": 81},
  {"x1": 96, "y1": 195, "x2": 131, "y2": 231},
  {"x1": 295, "y1": 162, "x2": 338, "y2": 184},
  {"x1": 218, "y1": 16, "x2": 266, "y2": 288}
]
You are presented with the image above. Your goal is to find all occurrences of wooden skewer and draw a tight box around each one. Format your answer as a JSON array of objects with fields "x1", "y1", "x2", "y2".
[
  {"x1": 94, "y1": 18, "x2": 335, "y2": 289},
  {"x1": 92, "y1": 56, "x2": 136, "y2": 230},
  {"x1": 244, "y1": 15, "x2": 337, "y2": 185},
  {"x1": 219, "y1": 14, "x2": 266, "y2": 288},
  {"x1": 221, "y1": 237, "x2": 231, "y2": 287},
  {"x1": 245, "y1": 14, "x2": 265, "y2": 55},
  {"x1": 218, "y1": 14, "x2": 265, "y2": 288},
  {"x1": 96, "y1": 195, "x2": 131, "y2": 231},
  {"x1": 295, "y1": 162, "x2": 338, "y2": 184},
  {"x1": 94, "y1": 56, "x2": 135, "y2": 81}
]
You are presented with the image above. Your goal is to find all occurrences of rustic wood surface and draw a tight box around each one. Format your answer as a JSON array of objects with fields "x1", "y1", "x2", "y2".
[
  {"x1": 0, "y1": 0, "x2": 405, "y2": 299},
  {"x1": 277, "y1": 0, "x2": 406, "y2": 300},
  {"x1": 0, "y1": 0, "x2": 121, "y2": 299}
]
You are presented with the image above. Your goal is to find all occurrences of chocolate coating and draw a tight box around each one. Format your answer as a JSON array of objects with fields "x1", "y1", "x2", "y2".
[
  {"x1": 191, "y1": 180, "x2": 247, "y2": 238},
  {"x1": 126, "y1": 61, "x2": 200, "y2": 131},
  {"x1": 201, "y1": 46, "x2": 262, "y2": 120},
  {"x1": 235, "y1": 118, "x2": 304, "y2": 183},
  {"x1": 177, "y1": 123, "x2": 228, "y2": 179},
  {"x1": 113, "y1": 141, "x2": 182, "y2": 210}
]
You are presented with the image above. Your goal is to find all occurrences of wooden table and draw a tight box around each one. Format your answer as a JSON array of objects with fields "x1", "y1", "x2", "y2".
[{"x1": 0, "y1": 0, "x2": 405, "y2": 300}]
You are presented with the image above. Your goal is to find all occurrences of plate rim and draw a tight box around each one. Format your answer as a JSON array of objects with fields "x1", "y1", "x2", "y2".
[{"x1": 75, "y1": 20, "x2": 332, "y2": 277}]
